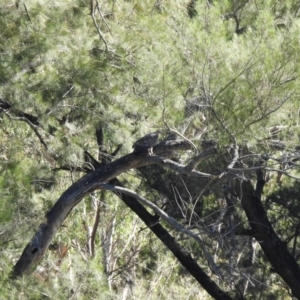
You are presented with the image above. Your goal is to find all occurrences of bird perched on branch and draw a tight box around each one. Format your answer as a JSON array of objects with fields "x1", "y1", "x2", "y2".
[{"x1": 132, "y1": 131, "x2": 161, "y2": 155}]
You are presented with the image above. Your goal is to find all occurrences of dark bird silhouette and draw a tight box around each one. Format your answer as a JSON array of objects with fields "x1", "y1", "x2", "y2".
[{"x1": 132, "y1": 131, "x2": 161, "y2": 155}]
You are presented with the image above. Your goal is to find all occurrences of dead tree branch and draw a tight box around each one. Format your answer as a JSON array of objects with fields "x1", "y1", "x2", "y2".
[
  {"x1": 11, "y1": 140, "x2": 202, "y2": 277},
  {"x1": 99, "y1": 183, "x2": 222, "y2": 277}
]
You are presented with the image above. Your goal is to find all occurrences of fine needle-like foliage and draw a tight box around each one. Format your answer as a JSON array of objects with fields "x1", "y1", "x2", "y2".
[{"x1": 1, "y1": 0, "x2": 300, "y2": 299}]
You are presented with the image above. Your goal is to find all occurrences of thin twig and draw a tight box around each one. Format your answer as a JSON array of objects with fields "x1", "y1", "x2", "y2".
[
  {"x1": 23, "y1": 3, "x2": 31, "y2": 22},
  {"x1": 143, "y1": 155, "x2": 216, "y2": 179},
  {"x1": 95, "y1": 0, "x2": 112, "y2": 36},
  {"x1": 186, "y1": 147, "x2": 218, "y2": 171},
  {"x1": 99, "y1": 183, "x2": 223, "y2": 277},
  {"x1": 90, "y1": 0, "x2": 108, "y2": 51},
  {"x1": 5, "y1": 113, "x2": 48, "y2": 150}
]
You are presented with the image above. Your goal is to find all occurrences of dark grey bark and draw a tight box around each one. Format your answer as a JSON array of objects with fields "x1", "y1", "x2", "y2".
[
  {"x1": 111, "y1": 178, "x2": 233, "y2": 300},
  {"x1": 11, "y1": 141, "x2": 193, "y2": 277},
  {"x1": 241, "y1": 175, "x2": 300, "y2": 299}
]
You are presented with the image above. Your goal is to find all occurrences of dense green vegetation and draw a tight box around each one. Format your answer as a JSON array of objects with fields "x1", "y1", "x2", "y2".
[{"x1": 1, "y1": 0, "x2": 300, "y2": 299}]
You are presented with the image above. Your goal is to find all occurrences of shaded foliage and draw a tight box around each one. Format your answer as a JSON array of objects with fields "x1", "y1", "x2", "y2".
[{"x1": 1, "y1": 0, "x2": 300, "y2": 299}]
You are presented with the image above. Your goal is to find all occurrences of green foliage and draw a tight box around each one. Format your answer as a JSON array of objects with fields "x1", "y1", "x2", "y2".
[{"x1": 1, "y1": 0, "x2": 300, "y2": 298}]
